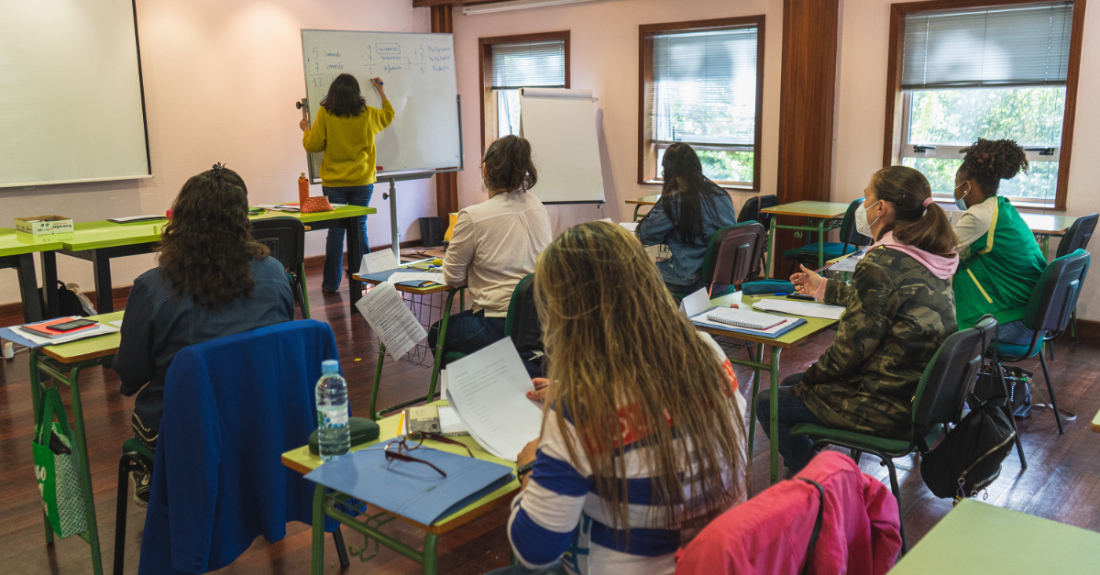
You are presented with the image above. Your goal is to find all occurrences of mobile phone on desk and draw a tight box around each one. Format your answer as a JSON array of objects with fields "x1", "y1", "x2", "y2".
[
  {"x1": 51, "y1": 318, "x2": 97, "y2": 331},
  {"x1": 787, "y1": 293, "x2": 816, "y2": 302}
]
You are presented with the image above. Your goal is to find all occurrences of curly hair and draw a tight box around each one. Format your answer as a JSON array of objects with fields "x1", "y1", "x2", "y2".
[
  {"x1": 959, "y1": 138, "x2": 1029, "y2": 196},
  {"x1": 320, "y1": 74, "x2": 366, "y2": 118},
  {"x1": 156, "y1": 165, "x2": 269, "y2": 307},
  {"x1": 483, "y1": 135, "x2": 537, "y2": 192}
]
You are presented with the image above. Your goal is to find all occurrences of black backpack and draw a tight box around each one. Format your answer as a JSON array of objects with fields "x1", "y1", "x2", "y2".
[
  {"x1": 39, "y1": 281, "x2": 93, "y2": 317},
  {"x1": 919, "y1": 397, "x2": 1016, "y2": 499},
  {"x1": 969, "y1": 364, "x2": 1033, "y2": 418}
]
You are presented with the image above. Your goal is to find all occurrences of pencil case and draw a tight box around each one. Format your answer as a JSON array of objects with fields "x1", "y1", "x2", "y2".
[
  {"x1": 308, "y1": 417, "x2": 380, "y2": 455},
  {"x1": 742, "y1": 280, "x2": 796, "y2": 295}
]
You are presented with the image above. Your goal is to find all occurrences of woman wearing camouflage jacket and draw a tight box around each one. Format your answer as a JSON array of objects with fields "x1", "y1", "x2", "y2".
[{"x1": 756, "y1": 166, "x2": 959, "y2": 474}]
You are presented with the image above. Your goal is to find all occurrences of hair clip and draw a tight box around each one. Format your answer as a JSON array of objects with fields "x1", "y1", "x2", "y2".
[{"x1": 211, "y1": 162, "x2": 226, "y2": 176}]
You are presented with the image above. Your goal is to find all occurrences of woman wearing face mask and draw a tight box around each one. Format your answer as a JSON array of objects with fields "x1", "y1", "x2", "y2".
[
  {"x1": 757, "y1": 166, "x2": 959, "y2": 475},
  {"x1": 951, "y1": 139, "x2": 1045, "y2": 344}
]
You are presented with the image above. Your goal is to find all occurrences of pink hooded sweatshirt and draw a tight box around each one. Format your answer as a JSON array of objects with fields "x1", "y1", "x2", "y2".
[{"x1": 813, "y1": 231, "x2": 958, "y2": 300}]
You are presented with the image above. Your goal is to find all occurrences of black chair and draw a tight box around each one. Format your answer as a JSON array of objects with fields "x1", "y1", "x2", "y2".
[
  {"x1": 670, "y1": 222, "x2": 767, "y2": 299},
  {"x1": 987, "y1": 249, "x2": 1090, "y2": 435},
  {"x1": 504, "y1": 274, "x2": 544, "y2": 376},
  {"x1": 1055, "y1": 213, "x2": 1096, "y2": 344},
  {"x1": 252, "y1": 218, "x2": 310, "y2": 319},
  {"x1": 738, "y1": 195, "x2": 778, "y2": 276},
  {"x1": 791, "y1": 315, "x2": 998, "y2": 553},
  {"x1": 782, "y1": 198, "x2": 871, "y2": 275}
]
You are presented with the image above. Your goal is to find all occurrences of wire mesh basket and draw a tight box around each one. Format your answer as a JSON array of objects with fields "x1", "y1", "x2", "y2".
[{"x1": 364, "y1": 288, "x2": 458, "y2": 369}]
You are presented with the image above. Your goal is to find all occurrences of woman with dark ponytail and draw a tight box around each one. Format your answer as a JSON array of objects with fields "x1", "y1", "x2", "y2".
[
  {"x1": 758, "y1": 166, "x2": 959, "y2": 474},
  {"x1": 637, "y1": 143, "x2": 738, "y2": 293},
  {"x1": 429, "y1": 135, "x2": 552, "y2": 371},
  {"x1": 952, "y1": 138, "x2": 1046, "y2": 344}
]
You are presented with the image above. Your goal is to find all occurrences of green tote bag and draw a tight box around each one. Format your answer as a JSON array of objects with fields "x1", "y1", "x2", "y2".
[{"x1": 32, "y1": 386, "x2": 88, "y2": 539}]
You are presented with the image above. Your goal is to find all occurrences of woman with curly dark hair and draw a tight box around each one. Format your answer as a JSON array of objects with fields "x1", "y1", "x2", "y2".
[
  {"x1": 113, "y1": 164, "x2": 294, "y2": 505},
  {"x1": 952, "y1": 138, "x2": 1046, "y2": 344}
]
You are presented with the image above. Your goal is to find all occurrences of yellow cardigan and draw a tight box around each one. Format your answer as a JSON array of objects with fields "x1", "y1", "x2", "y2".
[{"x1": 302, "y1": 100, "x2": 395, "y2": 187}]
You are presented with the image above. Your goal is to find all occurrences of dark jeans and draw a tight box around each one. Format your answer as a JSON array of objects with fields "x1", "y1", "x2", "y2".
[
  {"x1": 754, "y1": 372, "x2": 824, "y2": 474},
  {"x1": 321, "y1": 184, "x2": 373, "y2": 291},
  {"x1": 429, "y1": 309, "x2": 543, "y2": 378}
]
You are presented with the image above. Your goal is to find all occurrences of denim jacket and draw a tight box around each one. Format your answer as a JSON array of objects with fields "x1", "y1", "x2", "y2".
[{"x1": 637, "y1": 191, "x2": 738, "y2": 287}]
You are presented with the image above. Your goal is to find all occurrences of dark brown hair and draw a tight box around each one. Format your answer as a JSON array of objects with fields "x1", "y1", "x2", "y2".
[
  {"x1": 320, "y1": 74, "x2": 366, "y2": 118},
  {"x1": 871, "y1": 166, "x2": 958, "y2": 258},
  {"x1": 157, "y1": 165, "x2": 270, "y2": 307},
  {"x1": 959, "y1": 138, "x2": 1029, "y2": 196},
  {"x1": 483, "y1": 135, "x2": 537, "y2": 192}
]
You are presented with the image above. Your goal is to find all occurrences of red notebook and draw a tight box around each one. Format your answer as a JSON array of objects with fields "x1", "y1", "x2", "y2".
[{"x1": 20, "y1": 317, "x2": 98, "y2": 339}]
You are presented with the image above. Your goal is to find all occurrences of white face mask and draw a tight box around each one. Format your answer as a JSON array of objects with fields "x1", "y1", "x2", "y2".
[
  {"x1": 855, "y1": 200, "x2": 881, "y2": 238},
  {"x1": 954, "y1": 182, "x2": 970, "y2": 211}
]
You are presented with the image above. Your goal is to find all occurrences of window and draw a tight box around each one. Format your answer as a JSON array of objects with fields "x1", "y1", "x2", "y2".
[
  {"x1": 885, "y1": 1, "x2": 1083, "y2": 209},
  {"x1": 639, "y1": 17, "x2": 765, "y2": 189},
  {"x1": 479, "y1": 32, "x2": 569, "y2": 152}
]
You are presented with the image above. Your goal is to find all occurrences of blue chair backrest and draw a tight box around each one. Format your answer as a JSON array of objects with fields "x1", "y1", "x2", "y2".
[
  {"x1": 1056, "y1": 213, "x2": 1097, "y2": 258},
  {"x1": 839, "y1": 198, "x2": 872, "y2": 247},
  {"x1": 1026, "y1": 249, "x2": 1090, "y2": 334}
]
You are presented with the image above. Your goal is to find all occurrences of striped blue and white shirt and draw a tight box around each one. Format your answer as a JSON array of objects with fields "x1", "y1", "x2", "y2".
[{"x1": 508, "y1": 334, "x2": 747, "y2": 575}]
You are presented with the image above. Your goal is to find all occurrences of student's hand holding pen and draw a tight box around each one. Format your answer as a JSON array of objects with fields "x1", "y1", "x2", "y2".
[
  {"x1": 526, "y1": 378, "x2": 549, "y2": 401},
  {"x1": 790, "y1": 264, "x2": 823, "y2": 295}
]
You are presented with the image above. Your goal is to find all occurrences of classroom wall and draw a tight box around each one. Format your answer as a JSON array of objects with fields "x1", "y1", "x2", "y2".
[
  {"x1": 832, "y1": 0, "x2": 1100, "y2": 321},
  {"x1": 0, "y1": 0, "x2": 434, "y2": 308},
  {"x1": 449, "y1": 0, "x2": 784, "y2": 233}
]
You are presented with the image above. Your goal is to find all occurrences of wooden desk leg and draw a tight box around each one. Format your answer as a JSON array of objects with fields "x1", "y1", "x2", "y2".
[
  {"x1": 312, "y1": 485, "x2": 325, "y2": 575},
  {"x1": 767, "y1": 347, "x2": 782, "y2": 485}
]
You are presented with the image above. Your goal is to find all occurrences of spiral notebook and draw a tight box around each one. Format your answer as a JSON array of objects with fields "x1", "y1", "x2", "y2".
[
  {"x1": 690, "y1": 306, "x2": 804, "y2": 339},
  {"x1": 704, "y1": 307, "x2": 785, "y2": 330}
]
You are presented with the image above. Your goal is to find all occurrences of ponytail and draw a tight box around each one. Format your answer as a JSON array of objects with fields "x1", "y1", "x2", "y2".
[{"x1": 872, "y1": 166, "x2": 958, "y2": 258}]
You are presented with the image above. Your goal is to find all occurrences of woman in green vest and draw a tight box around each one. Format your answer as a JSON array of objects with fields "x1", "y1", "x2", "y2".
[{"x1": 952, "y1": 138, "x2": 1046, "y2": 345}]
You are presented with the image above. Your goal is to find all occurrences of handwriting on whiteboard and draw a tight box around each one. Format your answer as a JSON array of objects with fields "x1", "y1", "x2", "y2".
[{"x1": 306, "y1": 42, "x2": 452, "y2": 78}]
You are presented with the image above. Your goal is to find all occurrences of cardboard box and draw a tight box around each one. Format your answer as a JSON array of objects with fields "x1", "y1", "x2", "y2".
[{"x1": 14, "y1": 215, "x2": 74, "y2": 235}]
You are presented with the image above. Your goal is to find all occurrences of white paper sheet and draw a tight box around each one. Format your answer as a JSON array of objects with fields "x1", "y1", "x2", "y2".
[
  {"x1": 107, "y1": 215, "x2": 165, "y2": 223},
  {"x1": 437, "y1": 406, "x2": 469, "y2": 435},
  {"x1": 619, "y1": 222, "x2": 639, "y2": 232},
  {"x1": 389, "y1": 272, "x2": 445, "y2": 285},
  {"x1": 752, "y1": 299, "x2": 846, "y2": 320},
  {"x1": 445, "y1": 339, "x2": 543, "y2": 462},
  {"x1": 15, "y1": 323, "x2": 119, "y2": 346},
  {"x1": 679, "y1": 287, "x2": 711, "y2": 317},
  {"x1": 690, "y1": 307, "x2": 798, "y2": 336},
  {"x1": 355, "y1": 282, "x2": 427, "y2": 360},
  {"x1": 108, "y1": 320, "x2": 123, "y2": 328},
  {"x1": 359, "y1": 250, "x2": 400, "y2": 275},
  {"x1": 439, "y1": 369, "x2": 448, "y2": 398}
]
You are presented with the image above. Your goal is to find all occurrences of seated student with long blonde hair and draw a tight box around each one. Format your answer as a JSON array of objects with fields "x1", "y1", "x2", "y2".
[{"x1": 492, "y1": 222, "x2": 748, "y2": 575}]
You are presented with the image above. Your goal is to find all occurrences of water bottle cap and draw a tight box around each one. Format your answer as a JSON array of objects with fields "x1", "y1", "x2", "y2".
[{"x1": 321, "y1": 360, "x2": 339, "y2": 374}]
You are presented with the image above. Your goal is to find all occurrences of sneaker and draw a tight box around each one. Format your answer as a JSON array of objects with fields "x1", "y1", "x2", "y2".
[
  {"x1": 129, "y1": 470, "x2": 150, "y2": 508},
  {"x1": 322, "y1": 286, "x2": 339, "y2": 294}
]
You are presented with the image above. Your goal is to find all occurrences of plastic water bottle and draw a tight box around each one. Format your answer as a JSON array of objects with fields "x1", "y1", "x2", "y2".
[{"x1": 315, "y1": 360, "x2": 350, "y2": 461}]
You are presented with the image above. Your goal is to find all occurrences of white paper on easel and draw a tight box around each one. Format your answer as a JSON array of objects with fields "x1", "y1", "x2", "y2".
[
  {"x1": 354, "y1": 282, "x2": 426, "y2": 360},
  {"x1": 445, "y1": 338, "x2": 543, "y2": 462},
  {"x1": 359, "y1": 250, "x2": 400, "y2": 275}
]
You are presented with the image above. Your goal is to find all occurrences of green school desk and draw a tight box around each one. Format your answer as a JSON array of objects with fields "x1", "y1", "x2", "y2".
[
  {"x1": 57, "y1": 206, "x2": 375, "y2": 315},
  {"x1": 888, "y1": 499, "x2": 1100, "y2": 574},
  {"x1": 761, "y1": 201, "x2": 851, "y2": 276},
  {"x1": 28, "y1": 311, "x2": 125, "y2": 575},
  {"x1": 351, "y1": 269, "x2": 464, "y2": 419},
  {"x1": 626, "y1": 195, "x2": 661, "y2": 221},
  {"x1": 281, "y1": 400, "x2": 519, "y2": 575},
  {"x1": 1019, "y1": 212, "x2": 1077, "y2": 259},
  {"x1": 703, "y1": 293, "x2": 840, "y2": 485},
  {"x1": 0, "y1": 229, "x2": 65, "y2": 321}
]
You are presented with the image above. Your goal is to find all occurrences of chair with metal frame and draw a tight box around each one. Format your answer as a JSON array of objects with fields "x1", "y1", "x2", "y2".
[
  {"x1": 671, "y1": 222, "x2": 768, "y2": 300},
  {"x1": 782, "y1": 198, "x2": 871, "y2": 276},
  {"x1": 1054, "y1": 214, "x2": 1096, "y2": 345},
  {"x1": 252, "y1": 217, "x2": 310, "y2": 319},
  {"x1": 738, "y1": 195, "x2": 778, "y2": 277},
  {"x1": 790, "y1": 315, "x2": 998, "y2": 554},
  {"x1": 987, "y1": 249, "x2": 1090, "y2": 436}
]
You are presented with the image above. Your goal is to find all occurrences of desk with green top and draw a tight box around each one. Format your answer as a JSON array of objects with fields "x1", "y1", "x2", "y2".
[
  {"x1": 0, "y1": 229, "x2": 65, "y2": 321},
  {"x1": 27, "y1": 311, "x2": 124, "y2": 575},
  {"x1": 888, "y1": 499, "x2": 1100, "y2": 573},
  {"x1": 761, "y1": 201, "x2": 852, "y2": 276},
  {"x1": 704, "y1": 292, "x2": 840, "y2": 484},
  {"x1": 626, "y1": 195, "x2": 661, "y2": 221},
  {"x1": 57, "y1": 206, "x2": 375, "y2": 315},
  {"x1": 281, "y1": 401, "x2": 519, "y2": 575}
]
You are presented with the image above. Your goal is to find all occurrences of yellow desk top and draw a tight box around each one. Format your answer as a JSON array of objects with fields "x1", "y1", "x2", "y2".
[
  {"x1": 0, "y1": 228, "x2": 69, "y2": 257},
  {"x1": 282, "y1": 401, "x2": 520, "y2": 534},
  {"x1": 702, "y1": 293, "x2": 839, "y2": 349},
  {"x1": 626, "y1": 195, "x2": 661, "y2": 205},
  {"x1": 1019, "y1": 212, "x2": 1077, "y2": 236},
  {"x1": 761, "y1": 201, "x2": 850, "y2": 219},
  {"x1": 1091, "y1": 409, "x2": 1100, "y2": 433},
  {"x1": 39, "y1": 311, "x2": 125, "y2": 363}
]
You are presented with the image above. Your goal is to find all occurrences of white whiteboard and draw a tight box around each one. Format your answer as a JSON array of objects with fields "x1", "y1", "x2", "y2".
[
  {"x1": 301, "y1": 30, "x2": 462, "y2": 180},
  {"x1": 520, "y1": 89, "x2": 604, "y2": 204},
  {"x1": 0, "y1": 0, "x2": 150, "y2": 188}
]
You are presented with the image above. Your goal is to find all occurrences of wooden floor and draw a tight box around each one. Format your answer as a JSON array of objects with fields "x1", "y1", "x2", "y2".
[{"x1": 3, "y1": 260, "x2": 1100, "y2": 574}]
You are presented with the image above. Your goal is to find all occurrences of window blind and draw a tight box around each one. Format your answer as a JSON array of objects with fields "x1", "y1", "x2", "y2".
[
  {"x1": 652, "y1": 27, "x2": 758, "y2": 146},
  {"x1": 902, "y1": 2, "x2": 1074, "y2": 90},
  {"x1": 491, "y1": 40, "x2": 565, "y2": 89}
]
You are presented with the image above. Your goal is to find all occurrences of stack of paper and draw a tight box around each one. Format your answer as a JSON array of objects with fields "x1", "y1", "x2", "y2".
[
  {"x1": 0, "y1": 318, "x2": 119, "y2": 349},
  {"x1": 752, "y1": 299, "x2": 845, "y2": 320},
  {"x1": 690, "y1": 306, "x2": 804, "y2": 338}
]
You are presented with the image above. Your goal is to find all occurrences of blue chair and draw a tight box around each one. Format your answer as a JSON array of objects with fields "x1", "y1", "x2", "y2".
[
  {"x1": 1054, "y1": 213, "x2": 1096, "y2": 344},
  {"x1": 987, "y1": 249, "x2": 1090, "y2": 435},
  {"x1": 782, "y1": 198, "x2": 871, "y2": 275}
]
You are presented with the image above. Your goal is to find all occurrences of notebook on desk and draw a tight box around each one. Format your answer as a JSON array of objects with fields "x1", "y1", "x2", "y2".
[
  {"x1": 358, "y1": 268, "x2": 445, "y2": 287},
  {"x1": 690, "y1": 307, "x2": 805, "y2": 339}
]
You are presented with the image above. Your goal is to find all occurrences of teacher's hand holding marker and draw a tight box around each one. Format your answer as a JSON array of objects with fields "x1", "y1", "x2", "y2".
[{"x1": 301, "y1": 73, "x2": 396, "y2": 293}]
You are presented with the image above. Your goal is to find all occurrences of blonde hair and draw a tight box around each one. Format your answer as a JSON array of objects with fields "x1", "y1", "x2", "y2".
[{"x1": 534, "y1": 221, "x2": 747, "y2": 540}]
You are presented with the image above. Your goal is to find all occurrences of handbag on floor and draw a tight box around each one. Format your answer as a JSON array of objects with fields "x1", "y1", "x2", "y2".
[
  {"x1": 32, "y1": 386, "x2": 89, "y2": 538},
  {"x1": 969, "y1": 364, "x2": 1032, "y2": 418},
  {"x1": 919, "y1": 397, "x2": 1016, "y2": 500}
]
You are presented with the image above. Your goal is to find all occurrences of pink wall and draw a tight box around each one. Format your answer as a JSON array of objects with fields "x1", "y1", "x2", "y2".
[
  {"x1": 0, "y1": 0, "x2": 434, "y2": 306},
  {"x1": 450, "y1": 0, "x2": 784, "y2": 232}
]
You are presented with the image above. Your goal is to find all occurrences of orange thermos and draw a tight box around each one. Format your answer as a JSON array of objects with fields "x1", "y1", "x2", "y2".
[{"x1": 298, "y1": 172, "x2": 309, "y2": 205}]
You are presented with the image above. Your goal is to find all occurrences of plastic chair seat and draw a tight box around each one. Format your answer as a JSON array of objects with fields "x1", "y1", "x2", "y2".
[
  {"x1": 783, "y1": 242, "x2": 860, "y2": 262},
  {"x1": 121, "y1": 437, "x2": 155, "y2": 463},
  {"x1": 791, "y1": 422, "x2": 942, "y2": 456},
  {"x1": 989, "y1": 341, "x2": 1040, "y2": 361}
]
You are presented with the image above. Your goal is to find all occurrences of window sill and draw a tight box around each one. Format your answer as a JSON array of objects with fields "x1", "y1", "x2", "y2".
[{"x1": 932, "y1": 197, "x2": 1061, "y2": 212}]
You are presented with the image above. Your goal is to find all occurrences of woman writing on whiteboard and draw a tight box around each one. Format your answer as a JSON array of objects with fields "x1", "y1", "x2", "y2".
[{"x1": 301, "y1": 73, "x2": 395, "y2": 293}]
